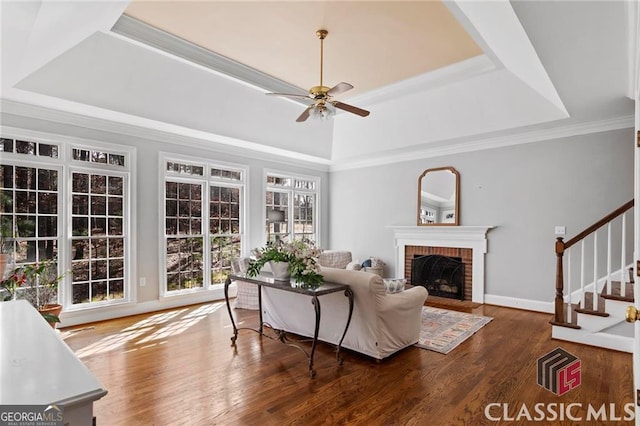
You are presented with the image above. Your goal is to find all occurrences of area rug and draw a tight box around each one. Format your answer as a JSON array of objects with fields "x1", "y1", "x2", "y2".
[{"x1": 415, "y1": 306, "x2": 493, "y2": 354}]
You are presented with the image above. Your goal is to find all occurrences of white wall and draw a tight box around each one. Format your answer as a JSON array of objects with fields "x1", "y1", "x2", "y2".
[{"x1": 328, "y1": 128, "x2": 634, "y2": 305}]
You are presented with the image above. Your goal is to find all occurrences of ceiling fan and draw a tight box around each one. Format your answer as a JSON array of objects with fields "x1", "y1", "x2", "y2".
[{"x1": 266, "y1": 29, "x2": 370, "y2": 122}]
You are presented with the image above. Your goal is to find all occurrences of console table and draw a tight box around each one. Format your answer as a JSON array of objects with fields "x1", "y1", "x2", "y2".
[{"x1": 224, "y1": 274, "x2": 354, "y2": 378}]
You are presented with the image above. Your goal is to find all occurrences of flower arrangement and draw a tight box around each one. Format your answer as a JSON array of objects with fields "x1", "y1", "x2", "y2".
[{"x1": 247, "y1": 239, "x2": 324, "y2": 288}]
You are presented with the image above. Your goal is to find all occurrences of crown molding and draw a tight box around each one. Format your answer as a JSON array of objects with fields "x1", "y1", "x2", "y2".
[
  {"x1": 2, "y1": 96, "x2": 632, "y2": 174},
  {"x1": 0, "y1": 97, "x2": 332, "y2": 171},
  {"x1": 345, "y1": 55, "x2": 495, "y2": 106},
  {"x1": 111, "y1": 15, "x2": 307, "y2": 101},
  {"x1": 330, "y1": 115, "x2": 635, "y2": 171}
]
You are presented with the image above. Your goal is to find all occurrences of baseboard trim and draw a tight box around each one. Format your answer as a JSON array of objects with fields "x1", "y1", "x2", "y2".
[
  {"x1": 483, "y1": 294, "x2": 554, "y2": 313},
  {"x1": 552, "y1": 325, "x2": 633, "y2": 353},
  {"x1": 61, "y1": 292, "x2": 554, "y2": 327},
  {"x1": 59, "y1": 286, "x2": 234, "y2": 328}
]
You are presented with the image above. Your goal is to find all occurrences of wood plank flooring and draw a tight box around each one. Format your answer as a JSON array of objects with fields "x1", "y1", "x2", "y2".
[{"x1": 61, "y1": 302, "x2": 634, "y2": 425}]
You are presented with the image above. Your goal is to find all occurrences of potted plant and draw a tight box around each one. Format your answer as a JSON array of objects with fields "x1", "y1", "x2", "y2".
[
  {"x1": 247, "y1": 239, "x2": 324, "y2": 288},
  {"x1": 1, "y1": 258, "x2": 65, "y2": 327}
]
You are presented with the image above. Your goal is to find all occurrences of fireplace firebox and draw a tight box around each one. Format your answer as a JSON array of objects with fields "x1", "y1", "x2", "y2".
[{"x1": 411, "y1": 255, "x2": 465, "y2": 300}]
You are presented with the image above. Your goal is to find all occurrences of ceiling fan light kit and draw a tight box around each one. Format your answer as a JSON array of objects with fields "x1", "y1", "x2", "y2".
[{"x1": 266, "y1": 29, "x2": 370, "y2": 122}]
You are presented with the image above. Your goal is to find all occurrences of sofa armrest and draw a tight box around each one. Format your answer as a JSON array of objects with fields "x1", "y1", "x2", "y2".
[
  {"x1": 378, "y1": 286, "x2": 428, "y2": 313},
  {"x1": 375, "y1": 286, "x2": 428, "y2": 354}
]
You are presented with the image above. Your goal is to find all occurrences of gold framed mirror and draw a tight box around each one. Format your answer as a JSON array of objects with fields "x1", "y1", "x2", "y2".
[{"x1": 417, "y1": 167, "x2": 459, "y2": 226}]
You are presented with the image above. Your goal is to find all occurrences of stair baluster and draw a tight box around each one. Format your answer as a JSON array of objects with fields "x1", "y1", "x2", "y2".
[
  {"x1": 593, "y1": 231, "x2": 598, "y2": 311},
  {"x1": 606, "y1": 221, "x2": 612, "y2": 296},
  {"x1": 567, "y1": 249, "x2": 572, "y2": 323},
  {"x1": 551, "y1": 199, "x2": 634, "y2": 328},
  {"x1": 621, "y1": 213, "x2": 627, "y2": 297},
  {"x1": 581, "y1": 240, "x2": 586, "y2": 307}
]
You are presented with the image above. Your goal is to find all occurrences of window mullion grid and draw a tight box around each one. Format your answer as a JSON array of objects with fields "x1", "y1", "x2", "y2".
[
  {"x1": 69, "y1": 168, "x2": 127, "y2": 306},
  {"x1": 203, "y1": 181, "x2": 211, "y2": 289},
  {"x1": 292, "y1": 188, "x2": 316, "y2": 241}
]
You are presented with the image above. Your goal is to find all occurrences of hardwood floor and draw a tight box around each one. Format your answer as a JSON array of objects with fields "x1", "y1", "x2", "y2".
[{"x1": 61, "y1": 302, "x2": 634, "y2": 425}]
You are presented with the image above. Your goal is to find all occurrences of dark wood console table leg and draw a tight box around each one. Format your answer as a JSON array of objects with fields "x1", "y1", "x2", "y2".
[
  {"x1": 258, "y1": 283, "x2": 263, "y2": 335},
  {"x1": 336, "y1": 288, "x2": 354, "y2": 364},
  {"x1": 309, "y1": 295, "x2": 321, "y2": 378},
  {"x1": 224, "y1": 277, "x2": 238, "y2": 345}
]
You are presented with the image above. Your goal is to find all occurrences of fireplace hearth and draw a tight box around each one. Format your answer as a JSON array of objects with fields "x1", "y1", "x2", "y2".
[{"x1": 412, "y1": 255, "x2": 465, "y2": 300}]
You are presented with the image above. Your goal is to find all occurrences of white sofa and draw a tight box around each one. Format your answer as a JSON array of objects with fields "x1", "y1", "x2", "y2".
[{"x1": 261, "y1": 267, "x2": 428, "y2": 360}]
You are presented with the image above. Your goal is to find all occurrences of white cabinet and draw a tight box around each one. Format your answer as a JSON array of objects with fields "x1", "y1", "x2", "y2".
[{"x1": 0, "y1": 300, "x2": 107, "y2": 425}]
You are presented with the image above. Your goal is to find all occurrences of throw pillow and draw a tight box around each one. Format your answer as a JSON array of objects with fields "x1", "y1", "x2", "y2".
[
  {"x1": 346, "y1": 261, "x2": 362, "y2": 271},
  {"x1": 383, "y1": 278, "x2": 406, "y2": 294}
]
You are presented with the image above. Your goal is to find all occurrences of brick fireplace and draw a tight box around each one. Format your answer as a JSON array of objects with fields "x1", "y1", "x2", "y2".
[
  {"x1": 405, "y1": 246, "x2": 472, "y2": 301},
  {"x1": 389, "y1": 226, "x2": 494, "y2": 304}
]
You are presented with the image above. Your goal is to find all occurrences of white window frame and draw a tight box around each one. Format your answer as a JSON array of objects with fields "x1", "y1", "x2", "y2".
[
  {"x1": 263, "y1": 169, "x2": 321, "y2": 246},
  {"x1": 67, "y1": 165, "x2": 131, "y2": 309},
  {"x1": 66, "y1": 140, "x2": 135, "y2": 310},
  {"x1": 0, "y1": 129, "x2": 136, "y2": 312},
  {"x1": 159, "y1": 153, "x2": 248, "y2": 297}
]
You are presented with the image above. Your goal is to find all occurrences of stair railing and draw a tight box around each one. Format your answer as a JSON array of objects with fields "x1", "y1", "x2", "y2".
[{"x1": 553, "y1": 200, "x2": 634, "y2": 325}]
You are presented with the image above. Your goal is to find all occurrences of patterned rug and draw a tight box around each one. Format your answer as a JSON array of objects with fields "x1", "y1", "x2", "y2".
[{"x1": 415, "y1": 306, "x2": 493, "y2": 354}]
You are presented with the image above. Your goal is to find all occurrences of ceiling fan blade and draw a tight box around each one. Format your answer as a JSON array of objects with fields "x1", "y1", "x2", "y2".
[
  {"x1": 333, "y1": 101, "x2": 370, "y2": 117},
  {"x1": 296, "y1": 106, "x2": 313, "y2": 122},
  {"x1": 327, "y1": 82, "x2": 354, "y2": 96},
  {"x1": 266, "y1": 92, "x2": 310, "y2": 100}
]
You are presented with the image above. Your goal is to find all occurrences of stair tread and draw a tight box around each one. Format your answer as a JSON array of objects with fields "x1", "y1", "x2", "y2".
[
  {"x1": 574, "y1": 308, "x2": 610, "y2": 317},
  {"x1": 602, "y1": 281, "x2": 634, "y2": 300},
  {"x1": 601, "y1": 294, "x2": 634, "y2": 302},
  {"x1": 550, "y1": 320, "x2": 581, "y2": 330}
]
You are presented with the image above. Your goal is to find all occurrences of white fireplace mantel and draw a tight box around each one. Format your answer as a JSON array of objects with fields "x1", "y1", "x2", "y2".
[{"x1": 388, "y1": 226, "x2": 495, "y2": 303}]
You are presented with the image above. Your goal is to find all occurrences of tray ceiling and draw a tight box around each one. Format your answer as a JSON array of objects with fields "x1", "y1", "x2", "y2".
[{"x1": 124, "y1": 0, "x2": 483, "y2": 98}]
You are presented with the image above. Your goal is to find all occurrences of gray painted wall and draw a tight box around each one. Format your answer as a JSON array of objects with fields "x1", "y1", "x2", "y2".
[
  {"x1": 328, "y1": 128, "x2": 634, "y2": 303},
  {"x1": 1, "y1": 113, "x2": 633, "y2": 308}
]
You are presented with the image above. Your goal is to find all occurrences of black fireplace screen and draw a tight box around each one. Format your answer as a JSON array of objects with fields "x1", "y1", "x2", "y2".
[{"x1": 411, "y1": 255, "x2": 464, "y2": 300}]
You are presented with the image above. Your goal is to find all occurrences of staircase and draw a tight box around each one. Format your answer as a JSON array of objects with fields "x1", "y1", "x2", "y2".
[{"x1": 550, "y1": 200, "x2": 636, "y2": 352}]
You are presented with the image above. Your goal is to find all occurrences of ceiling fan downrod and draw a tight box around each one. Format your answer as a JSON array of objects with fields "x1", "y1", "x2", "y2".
[{"x1": 317, "y1": 29, "x2": 327, "y2": 88}]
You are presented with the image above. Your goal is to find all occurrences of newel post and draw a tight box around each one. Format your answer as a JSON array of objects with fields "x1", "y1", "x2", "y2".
[{"x1": 555, "y1": 237, "x2": 566, "y2": 323}]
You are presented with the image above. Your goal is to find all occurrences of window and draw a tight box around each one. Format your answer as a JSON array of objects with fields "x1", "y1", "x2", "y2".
[
  {"x1": 0, "y1": 164, "x2": 59, "y2": 264},
  {"x1": 1, "y1": 138, "x2": 59, "y2": 158},
  {"x1": 165, "y1": 181, "x2": 204, "y2": 291},
  {"x1": 210, "y1": 184, "x2": 241, "y2": 284},
  {"x1": 265, "y1": 172, "x2": 319, "y2": 243},
  {"x1": 70, "y1": 171, "x2": 127, "y2": 304},
  {"x1": 73, "y1": 148, "x2": 125, "y2": 167},
  {"x1": 163, "y1": 157, "x2": 245, "y2": 294},
  {"x1": 0, "y1": 136, "x2": 133, "y2": 310}
]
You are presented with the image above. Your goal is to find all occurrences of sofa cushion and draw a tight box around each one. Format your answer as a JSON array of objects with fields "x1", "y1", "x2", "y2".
[
  {"x1": 317, "y1": 251, "x2": 352, "y2": 269},
  {"x1": 345, "y1": 261, "x2": 362, "y2": 271}
]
